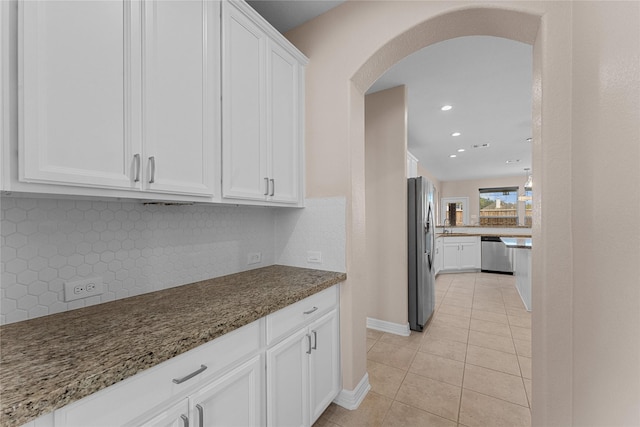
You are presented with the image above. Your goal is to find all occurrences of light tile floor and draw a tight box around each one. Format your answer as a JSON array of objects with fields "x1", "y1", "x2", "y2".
[{"x1": 314, "y1": 272, "x2": 532, "y2": 427}]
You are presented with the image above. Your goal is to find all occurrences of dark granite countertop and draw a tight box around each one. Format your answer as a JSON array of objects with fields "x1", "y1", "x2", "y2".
[
  {"x1": 500, "y1": 237, "x2": 533, "y2": 249},
  {"x1": 437, "y1": 233, "x2": 532, "y2": 238},
  {"x1": 0, "y1": 265, "x2": 346, "y2": 427}
]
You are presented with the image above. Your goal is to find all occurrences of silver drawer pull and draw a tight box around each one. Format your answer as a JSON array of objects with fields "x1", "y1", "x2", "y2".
[
  {"x1": 306, "y1": 334, "x2": 312, "y2": 354},
  {"x1": 312, "y1": 330, "x2": 317, "y2": 350},
  {"x1": 133, "y1": 154, "x2": 141, "y2": 183},
  {"x1": 181, "y1": 414, "x2": 189, "y2": 427},
  {"x1": 149, "y1": 156, "x2": 156, "y2": 184},
  {"x1": 196, "y1": 404, "x2": 204, "y2": 427},
  {"x1": 172, "y1": 364, "x2": 207, "y2": 384},
  {"x1": 270, "y1": 178, "x2": 275, "y2": 196},
  {"x1": 303, "y1": 306, "x2": 318, "y2": 315}
]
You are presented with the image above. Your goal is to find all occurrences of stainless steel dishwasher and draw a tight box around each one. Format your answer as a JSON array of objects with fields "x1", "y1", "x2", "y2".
[{"x1": 481, "y1": 236, "x2": 514, "y2": 274}]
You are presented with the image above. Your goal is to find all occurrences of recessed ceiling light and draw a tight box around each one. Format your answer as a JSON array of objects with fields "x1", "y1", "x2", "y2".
[
  {"x1": 441, "y1": 105, "x2": 453, "y2": 111},
  {"x1": 457, "y1": 148, "x2": 465, "y2": 152},
  {"x1": 451, "y1": 132, "x2": 461, "y2": 137},
  {"x1": 526, "y1": 138, "x2": 532, "y2": 142},
  {"x1": 449, "y1": 154, "x2": 457, "y2": 158},
  {"x1": 505, "y1": 159, "x2": 521, "y2": 164}
]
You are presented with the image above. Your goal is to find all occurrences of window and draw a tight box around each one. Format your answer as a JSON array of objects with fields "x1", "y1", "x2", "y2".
[
  {"x1": 441, "y1": 197, "x2": 469, "y2": 226},
  {"x1": 524, "y1": 189, "x2": 532, "y2": 226},
  {"x1": 479, "y1": 187, "x2": 519, "y2": 226}
]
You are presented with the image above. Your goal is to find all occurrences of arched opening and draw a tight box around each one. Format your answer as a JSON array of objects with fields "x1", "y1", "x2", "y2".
[
  {"x1": 286, "y1": 2, "x2": 574, "y2": 423},
  {"x1": 351, "y1": 7, "x2": 540, "y2": 423}
]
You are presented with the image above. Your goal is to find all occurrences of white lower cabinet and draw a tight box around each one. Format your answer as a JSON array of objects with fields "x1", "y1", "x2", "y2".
[
  {"x1": 308, "y1": 311, "x2": 341, "y2": 423},
  {"x1": 190, "y1": 355, "x2": 263, "y2": 427},
  {"x1": 38, "y1": 286, "x2": 340, "y2": 427},
  {"x1": 135, "y1": 355, "x2": 263, "y2": 427},
  {"x1": 266, "y1": 328, "x2": 309, "y2": 427},
  {"x1": 441, "y1": 236, "x2": 481, "y2": 271},
  {"x1": 136, "y1": 400, "x2": 190, "y2": 427},
  {"x1": 266, "y1": 309, "x2": 340, "y2": 427}
]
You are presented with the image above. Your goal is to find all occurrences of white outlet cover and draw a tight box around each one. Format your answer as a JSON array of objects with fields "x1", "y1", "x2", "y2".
[
  {"x1": 307, "y1": 251, "x2": 322, "y2": 263},
  {"x1": 64, "y1": 277, "x2": 104, "y2": 302},
  {"x1": 247, "y1": 252, "x2": 262, "y2": 265}
]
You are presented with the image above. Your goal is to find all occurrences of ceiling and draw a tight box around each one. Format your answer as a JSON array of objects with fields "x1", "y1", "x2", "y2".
[
  {"x1": 247, "y1": 0, "x2": 346, "y2": 33},
  {"x1": 247, "y1": 2, "x2": 533, "y2": 183},
  {"x1": 368, "y1": 36, "x2": 533, "y2": 182}
]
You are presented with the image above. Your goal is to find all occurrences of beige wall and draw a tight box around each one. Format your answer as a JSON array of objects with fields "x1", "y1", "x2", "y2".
[
  {"x1": 287, "y1": 1, "x2": 640, "y2": 424},
  {"x1": 365, "y1": 86, "x2": 408, "y2": 325},
  {"x1": 570, "y1": 2, "x2": 640, "y2": 424},
  {"x1": 440, "y1": 175, "x2": 529, "y2": 226}
]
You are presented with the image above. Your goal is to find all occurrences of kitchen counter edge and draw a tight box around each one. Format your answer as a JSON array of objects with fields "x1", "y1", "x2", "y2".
[{"x1": 0, "y1": 265, "x2": 346, "y2": 427}]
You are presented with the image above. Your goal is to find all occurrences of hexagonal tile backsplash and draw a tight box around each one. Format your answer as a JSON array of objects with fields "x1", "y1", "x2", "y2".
[
  {"x1": 0, "y1": 197, "x2": 279, "y2": 325},
  {"x1": 1, "y1": 196, "x2": 346, "y2": 325}
]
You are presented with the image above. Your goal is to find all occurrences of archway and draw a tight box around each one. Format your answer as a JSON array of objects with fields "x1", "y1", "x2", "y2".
[{"x1": 286, "y1": 2, "x2": 574, "y2": 423}]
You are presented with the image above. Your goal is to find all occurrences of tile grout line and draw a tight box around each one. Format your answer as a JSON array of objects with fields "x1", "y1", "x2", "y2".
[
  {"x1": 505, "y1": 298, "x2": 532, "y2": 411},
  {"x1": 456, "y1": 273, "x2": 477, "y2": 425}
]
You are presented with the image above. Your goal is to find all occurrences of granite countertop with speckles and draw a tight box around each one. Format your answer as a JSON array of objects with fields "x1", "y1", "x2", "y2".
[
  {"x1": 500, "y1": 237, "x2": 533, "y2": 249},
  {"x1": 0, "y1": 265, "x2": 346, "y2": 427}
]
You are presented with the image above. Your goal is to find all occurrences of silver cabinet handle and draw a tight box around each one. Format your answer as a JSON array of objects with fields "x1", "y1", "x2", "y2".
[
  {"x1": 270, "y1": 179, "x2": 275, "y2": 196},
  {"x1": 264, "y1": 177, "x2": 269, "y2": 196},
  {"x1": 306, "y1": 334, "x2": 312, "y2": 354},
  {"x1": 172, "y1": 364, "x2": 207, "y2": 384},
  {"x1": 133, "y1": 154, "x2": 141, "y2": 183},
  {"x1": 304, "y1": 306, "x2": 318, "y2": 315},
  {"x1": 196, "y1": 404, "x2": 204, "y2": 427},
  {"x1": 181, "y1": 414, "x2": 189, "y2": 427},
  {"x1": 149, "y1": 156, "x2": 156, "y2": 184},
  {"x1": 312, "y1": 330, "x2": 317, "y2": 350}
]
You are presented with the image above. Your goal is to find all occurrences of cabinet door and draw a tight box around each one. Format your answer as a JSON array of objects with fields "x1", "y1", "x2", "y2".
[
  {"x1": 458, "y1": 242, "x2": 478, "y2": 270},
  {"x1": 266, "y1": 328, "x2": 309, "y2": 427},
  {"x1": 222, "y1": 3, "x2": 268, "y2": 201},
  {"x1": 143, "y1": 0, "x2": 218, "y2": 196},
  {"x1": 267, "y1": 41, "x2": 300, "y2": 204},
  {"x1": 442, "y1": 242, "x2": 460, "y2": 270},
  {"x1": 190, "y1": 355, "x2": 263, "y2": 427},
  {"x1": 137, "y1": 399, "x2": 190, "y2": 427},
  {"x1": 308, "y1": 310, "x2": 340, "y2": 425},
  {"x1": 19, "y1": 0, "x2": 139, "y2": 190}
]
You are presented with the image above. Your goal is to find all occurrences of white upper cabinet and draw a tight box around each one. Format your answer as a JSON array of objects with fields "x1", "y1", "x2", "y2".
[
  {"x1": 222, "y1": 1, "x2": 306, "y2": 206},
  {"x1": 268, "y1": 41, "x2": 301, "y2": 204},
  {"x1": 222, "y1": 3, "x2": 268, "y2": 201},
  {"x1": 13, "y1": 0, "x2": 304, "y2": 205},
  {"x1": 19, "y1": 0, "x2": 138, "y2": 190},
  {"x1": 17, "y1": 0, "x2": 220, "y2": 199},
  {"x1": 142, "y1": 0, "x2": 219, "y2": 196}
]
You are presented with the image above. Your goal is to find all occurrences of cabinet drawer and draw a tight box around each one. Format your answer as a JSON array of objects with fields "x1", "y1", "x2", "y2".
[
  {"x1": 54, "y1": 319, "x2": 262, "y2": 427},
  {"x1": 443, "y1": 236, "x2": 479, "y2": 244},
  {"x1": 266, "y1": 286, "x2": 338, "y2": 346}
]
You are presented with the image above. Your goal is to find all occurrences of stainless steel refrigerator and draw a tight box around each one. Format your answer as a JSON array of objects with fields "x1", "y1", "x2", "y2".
[{"x1": 408, "y1": 176, "x2": 436, "y2": 331}]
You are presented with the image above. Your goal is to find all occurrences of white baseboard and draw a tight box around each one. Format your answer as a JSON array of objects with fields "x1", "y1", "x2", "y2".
[
  {"x1": 333, "y1": 372, "x2": 371, "y2": 410},
  {"x1": 366, "y1": 317, "x2": 410, "y2": 336}
]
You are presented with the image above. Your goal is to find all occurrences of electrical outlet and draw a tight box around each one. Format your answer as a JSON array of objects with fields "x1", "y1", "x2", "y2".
[
  {"x1": 64, "y1": 277, "x2": 104, "y2": 302},
  {"x1": 307, "y1": 251, "x2": 322, "y2": 264},
  {"x1": 247, "y1": 252, "x2": 262, "y2": 265}
]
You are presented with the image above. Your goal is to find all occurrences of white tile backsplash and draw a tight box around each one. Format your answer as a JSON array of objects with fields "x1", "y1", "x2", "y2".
[
  {"x1": 0, "y1": 197, "x2": 277, "y2": 324},
  {"x1": 0, "y1": 196, "x2": 347, "y2": 325},
  {"x1": 276, "y1": 197, "x2": 346, "y2": 273}
]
